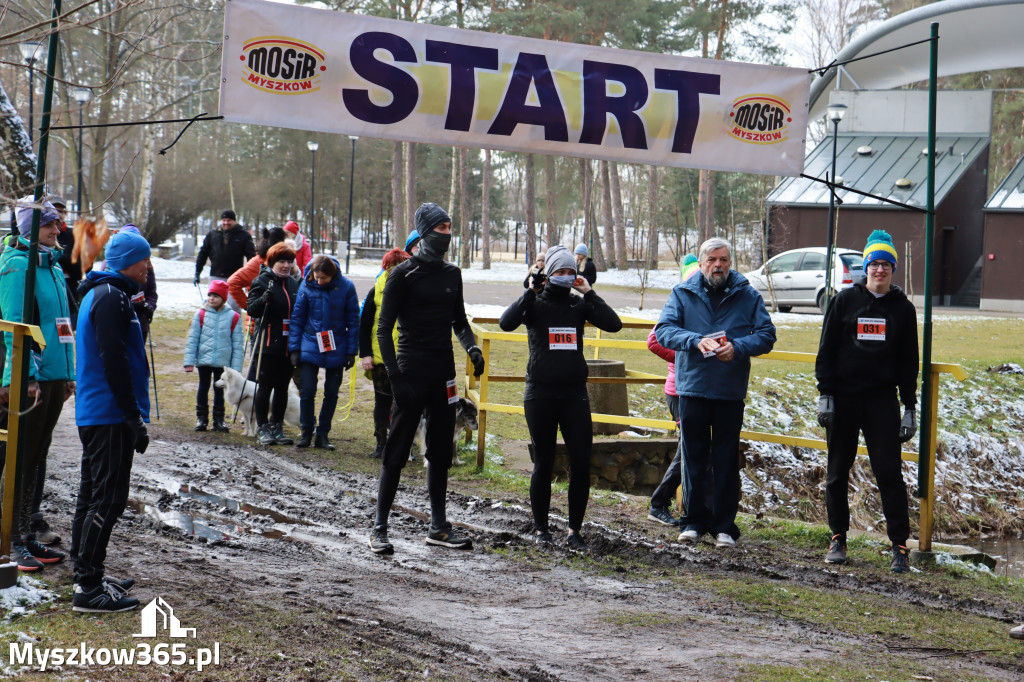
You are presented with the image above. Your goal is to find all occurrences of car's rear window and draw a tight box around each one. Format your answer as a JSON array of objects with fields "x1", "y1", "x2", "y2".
[{"x1": 840, "y1": 253, "x2": 863, "y2": 271}]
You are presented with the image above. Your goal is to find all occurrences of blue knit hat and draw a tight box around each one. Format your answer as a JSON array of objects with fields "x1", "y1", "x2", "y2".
[
  {"x1": 574, "y1": 243, "x2": 588, "y2": 257},
  {"x1": 404, "y1": 230, "x2": 420, "y2": 254},
  {"x1": 15, "y1": 196, "x2": 61, "y2": 236},
  {"x1": 413, "y1": 203, "x2": 450, "y2": 237},
  {"x1": 105, "y1": 230, "x2": 152, "y2": 272},
  {"x1": 863, "y1": 230, "x2": 898, "y2": 270}
]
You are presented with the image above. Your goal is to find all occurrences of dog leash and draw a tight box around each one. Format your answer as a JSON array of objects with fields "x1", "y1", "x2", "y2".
[{"x1": 335, "y1": 367, "x2": 358, "y2": 422}]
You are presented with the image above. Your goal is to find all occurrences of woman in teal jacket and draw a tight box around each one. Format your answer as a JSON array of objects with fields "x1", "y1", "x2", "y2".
[{"x1": 0, "y1": 198, "x2": 74, "y2": 570}]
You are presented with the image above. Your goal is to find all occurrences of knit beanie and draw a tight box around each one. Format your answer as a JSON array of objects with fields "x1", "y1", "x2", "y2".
[
  {"x1": 120, "y1": 224, "x2": 141, "y2": 235},
  {"x1": 863, "y1": 230, "x2": 898, "y2": 270},
  {"x1": 221, "y1": 209, "x2": 237, "y2": 221},
  {"x1": 681, "y1": 253, "x2": 699, "y2": 280},
  {"x1": 284, "y1": 220, "x2": 300, "y2": 235},
  {"x1": 574, "y1": 243, "x2": 589, "y2": 257},
  {"x1": 544, "y1": 245, "x2": 576, "y2": 277},
  {"x1": 208, "y1": 280, "x2": 229, "y2": 301},
  {"x1": 15, "y1": 196, "x2": 61, "y2": 236},
  {"x1": 413, "y1": 203, "x2": 450, "y2": 237},
  {"x1": 404, "y1": 230, "x2": 421, "y2": 254},
  {"x1": 105, "y1": 230, "x2": 152, "y2": 272}
]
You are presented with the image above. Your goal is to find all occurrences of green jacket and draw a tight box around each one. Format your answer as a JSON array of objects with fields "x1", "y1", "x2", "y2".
[{"x1": 0, "y1": 237, "x2": 75, "y2": 385}]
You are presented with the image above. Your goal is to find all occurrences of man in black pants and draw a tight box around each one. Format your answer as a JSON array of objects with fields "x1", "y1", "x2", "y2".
[
  {"x1": 71, "y1": 230, "x2": 152, "y2": 612},
  {"x1": 369, "y1": 203, "x2": 484, "y2": 554},
  {"x1": 815, "y1": 230, "x2": 919, "y2": 572}
]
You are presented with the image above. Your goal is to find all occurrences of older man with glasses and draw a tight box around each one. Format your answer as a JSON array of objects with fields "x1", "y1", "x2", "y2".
[{"x1": 815, "y1": 230, "x2": 919, "y2": 573}]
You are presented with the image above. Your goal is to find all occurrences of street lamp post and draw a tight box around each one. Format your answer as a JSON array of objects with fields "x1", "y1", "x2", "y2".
[
  {"x1": 19, "y1": 41, "x2": 44, "y2": 144},
  {"x1": 823, "y1": 103, "x2": 847, "y2": 311},
  {"x1": 72, "y1": 87, "x2": 91, "y2": 217},
  {"x1": 307, "y1": 140, "x2": 319, "y2": 252},
  {"x1": 344, "y1": 136, "x2": 358, "y2": 273}
]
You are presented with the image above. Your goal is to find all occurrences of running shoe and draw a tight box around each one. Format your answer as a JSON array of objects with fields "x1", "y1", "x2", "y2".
[
  {"x1": 891, "y1": 544, "x2": 910, "y2": 573},
  {"x1": 29, "y1": 513, "x2": 61, "y2": 545},
  {"x1": 12, "y1": 545, "x2": 43, "y2": 572},
  {"x1": 72, "y1": 583, "x2": 139, "y2": 613},
  {"x1": 533, "y1": 529, "x2": 553, "y2": 544},
  {"x1": 647, "y1": 507, "x2": 678, "y2": 526},
  {"x1": 425, "y1": 523, "x2": 472, "y2": 549},
  {"x1": 715, "y1": 533, "x2": 736, "y2": 548},
  {"x1": 24, "y1": 538, "x2": 65, "y2": 564},
  {"x1": 566, "y1": 532, "x2": 589, "y2": 553},
  {"x1": 677, "y1": 530, "x2": 699, "y2": 545},
  {"x1": 368, "y1": 525, "x2": 394, "y2": 555},
  {"x1": 825, "y1": 534, "x2": 847, "y2": 564}
]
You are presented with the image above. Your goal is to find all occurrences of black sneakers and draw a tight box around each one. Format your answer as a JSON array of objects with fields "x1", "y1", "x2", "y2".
[
  {"x1": 12, "y1": 545, "x2": 44, "y2": 572},
  {"x1": 314, "y1": 434, "x2": 335, "y2": 451},
  {"x1": 257, "y1": 424, "x2": 275, "y2": 446},
  {"x1": 647, "y1": 507, "x2": 678, "y2": 526},
  {"x1": 825, "y1": 534, "x2": 848, "y2": 564},
  {"x1": 73, "y1": 583, "x2": 140, "y2": 613},
  {"x1": 425, "y1": 523, "x2": 472, "y2": 549},
  {"x1": 29, "y1": 513, "x2": 61, "y2": 545},
  {"x1": 368, "y1": 525, "x2": 394, "y2": 555},
  {"x1": 533, "y1": 529, "x2": 553, "y2": 544},
  {"x1": 296, "y1": 430, "x2": 313, "y2": 448},
  {"x1": 25, "y1": 539, "x2": 65, "y2": 564},
  {"x1": 103, "y1": 575, "x2": 136, "y2": 595},
  {"x1": 272, "y1": 423, "x2": 293, "y2": 446},
  {"x1": 567, "y1": 532, "x2": 589, "y2": 552},
  {"x1": 891, "y1": 544, "x2": 910, "y2": 573}
]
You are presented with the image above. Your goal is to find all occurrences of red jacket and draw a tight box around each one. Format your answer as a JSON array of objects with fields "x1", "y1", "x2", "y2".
[
  {"x1": 290, "y1": 233, "x2": 312, "y2": 275},
  {"x1": 647, "y1": 326, "x2": 676, "y2": 397}
]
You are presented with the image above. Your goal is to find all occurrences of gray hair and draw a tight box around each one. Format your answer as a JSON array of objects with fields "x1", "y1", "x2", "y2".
[{"x1": 698, "y1": 237, "x2": 732, "y2": 262}]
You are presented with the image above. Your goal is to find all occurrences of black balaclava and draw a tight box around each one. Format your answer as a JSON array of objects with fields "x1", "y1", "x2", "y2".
[{"x1": 413, "y1": 202, "x2": 452, "y2": 264}]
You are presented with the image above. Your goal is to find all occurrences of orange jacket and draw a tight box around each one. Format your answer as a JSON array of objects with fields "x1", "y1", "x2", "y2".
[{"x1": 228, "y1": 255, "x2": 264, "y2": 310}]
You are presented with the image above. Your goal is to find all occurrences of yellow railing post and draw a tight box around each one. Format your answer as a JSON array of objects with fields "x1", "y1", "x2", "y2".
[
  {"x1": 917, "y1": 364, "x2": 942, "y2": 551},
  {"x1": 0, "y1": 320, "x2": 46, "y2": 582}
]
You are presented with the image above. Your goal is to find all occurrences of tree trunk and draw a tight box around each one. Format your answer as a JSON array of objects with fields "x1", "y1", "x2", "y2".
[
  {"x1": 0, "y1": 81, "x2": 37, "y2": 200},
  {"x1": 647, "y1": 165, "x2": 659, "y2": 269},
  {"x1": 404, "y1": 141, "x2": 416, "y2": 234},
  {"x1": 524, "y1": 153, "x2": 536, "y2": 264},
  {"x1": 610, "y1": 162, "x2": 627, "y2": 269},
  {"x1": 600, "y1": 160, "x2": 616, "y2": 268},
  {"x1": 544, "y1": 155, "x2": 557, "y2": 250},
  {"x1": 458, "y1": 147, "x2": 470, "y2": 267},
  {"x1": 447, "y1": 145, "x2": 458, "y2": 215},
  {"x1": 391, "y1": 141, "x2": 404, "y2": 248},
  {"x1": 697, "y1": 169, "x2": 716, "y2": 244},
  {"x1": 580, "y1": 159, "x2": 605, "y2": 271},
  {"x1": 481, "y1": 149, "x2": 492, "y2": 269},
  {"x1": 133, "y1": 125, "x2": 158, "y2": 232}
]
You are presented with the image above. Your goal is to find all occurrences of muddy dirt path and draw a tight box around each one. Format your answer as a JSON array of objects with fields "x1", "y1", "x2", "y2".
[{"x1": 31, "y1": 404, "x2": 1021, "y2": 681}]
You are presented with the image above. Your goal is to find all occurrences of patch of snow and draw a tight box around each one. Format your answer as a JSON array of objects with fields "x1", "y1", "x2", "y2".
[{"x1": 0, "y1": 574, "x2": 55, "y2": 621}]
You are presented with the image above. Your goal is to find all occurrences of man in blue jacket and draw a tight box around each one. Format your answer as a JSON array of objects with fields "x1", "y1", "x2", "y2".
[
  {"x1": 655, "y1": 237, "x2": 776, "y2": 548},
  {"x1": 70, "y1": 230, "x2": 152, "y2": 612}
]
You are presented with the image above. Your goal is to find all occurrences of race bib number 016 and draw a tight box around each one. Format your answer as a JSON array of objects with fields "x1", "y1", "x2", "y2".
[
  {"x1": 857, "y1": 317, "x2": 886, "y2": 341},
  {"x1": 548, "y1": 327, "x2": 577, "y2": 350}
]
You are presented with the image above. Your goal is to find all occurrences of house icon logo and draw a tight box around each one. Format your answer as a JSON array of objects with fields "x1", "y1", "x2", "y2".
[{"x1": 132, "y1": 597, "x2": 197, "y2": 639}]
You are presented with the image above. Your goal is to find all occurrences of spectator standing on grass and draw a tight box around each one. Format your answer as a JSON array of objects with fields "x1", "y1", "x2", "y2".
[
  {"x1": 118, "y1": 225, "x2": 157, "y2": 341},
  {"x1": 194, "y1": 210, "x2": 256, "y2": 310},
  {"x1": 574, "y1": 244, "x2": 597, "y2": 286},
  {"x1": 499, "y1": 245, "x2": 621, "y2": 551},
  {"x1": 358, "y1": 242, "x2": 413, "y2": 459},
  {"x1": 0, "y1": 198, "x2": 75, "y2": 571},
  {"x1": 368, "y1": 203, "x2": 484, "y2": 555},
  {"x1": 289, "y1": 255, "x2": 359, "y2": 450},
  {"x1": 72, "y1": 229, "x2": 153, "y2": 612},
  {"x1": 247, "y1": 242, "x2": 300, "y2": 447},
  {"x1": 655, "y1": 237, "x2": 776, "y2": 549},
  {"x1": 647, "y1": 254, "x2": 700, "y2": 527},
  {"x1": 815, "y1": 230, "x2": 918, "y2": 573},
  {"x1": 183, "y1": 279, "x2": 243, "y2": 433},
  {"x1": 284, "y1": 220, "x2": 313, "y2": 275}
]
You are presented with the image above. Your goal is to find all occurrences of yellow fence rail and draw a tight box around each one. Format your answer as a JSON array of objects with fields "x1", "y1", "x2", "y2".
[
  {"x1": 462, "y1": 315, "x2": 965, "y2": 552},
  {"x1": 0, "y1": 319, "x2": 46, "y2": 582}
]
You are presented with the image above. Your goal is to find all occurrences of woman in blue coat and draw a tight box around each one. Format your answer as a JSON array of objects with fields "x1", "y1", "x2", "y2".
[{"x1": 289, "y1": 255, "x2": 359, "y2": 449}]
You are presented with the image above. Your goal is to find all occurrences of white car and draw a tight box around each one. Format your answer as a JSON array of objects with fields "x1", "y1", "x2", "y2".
[{"x1": 743, "y1": 247, "x2": 864, "y2": 313}]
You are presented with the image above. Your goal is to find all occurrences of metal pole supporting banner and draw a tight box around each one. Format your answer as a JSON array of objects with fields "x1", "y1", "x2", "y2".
[{"x1": 917, "y1": 22, "x2": 939, "y2": 552}]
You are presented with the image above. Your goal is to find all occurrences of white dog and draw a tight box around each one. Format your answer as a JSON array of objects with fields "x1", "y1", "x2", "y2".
[{"x1": 216, "y1": 367, "x2": 301, "y2": 437}]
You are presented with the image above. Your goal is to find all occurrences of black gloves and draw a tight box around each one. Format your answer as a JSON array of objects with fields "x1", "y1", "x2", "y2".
[
  {"x1": 289, "y1": 351, "x2": 301, "y2": 367},
  {"x1": 899, "y1": 409, "x2": 916, "y2": 443},
  {"x1": 344, "y1": 354, "x2": 356, "y2": 369},
  {"x1": 468, "y1": 346, "x2": 485, "y2": 377},
  {"x1": 816, "y1": 395, "x2": 834, "y2": 430},
  {"x1": 194, "y1": 274, "x2": 200, "y2": 286},
  {"x1": 126, "y1": 413, "x2": 149, "y2": 454}
]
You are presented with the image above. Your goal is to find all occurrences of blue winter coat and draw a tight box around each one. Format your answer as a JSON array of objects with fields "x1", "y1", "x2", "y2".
[
  {"x1": 289, "y1": 262, "x2": 360, "y2": 368},
  {"x1": 655, "y1": 269, "x2": 776, "y2": 401},
  {"x1": 183, "y1": 304, "x2": 244, "y2": 371},
  {"x1": 75, "y1": 270, "x2": 150, "y2": 425},
  {"x1": 0, "y1": 237, "x2": 75, "y2": 385}
]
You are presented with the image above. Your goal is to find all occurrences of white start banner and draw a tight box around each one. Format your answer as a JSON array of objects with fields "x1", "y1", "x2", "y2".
[{"x1": 219, "y1": 0, "x2": 811, "y2": 175}]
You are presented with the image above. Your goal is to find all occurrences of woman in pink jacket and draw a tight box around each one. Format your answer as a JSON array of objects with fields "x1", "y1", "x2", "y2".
[{"x1": 284, "y1": 221, "x2": 313, "y2": 275}]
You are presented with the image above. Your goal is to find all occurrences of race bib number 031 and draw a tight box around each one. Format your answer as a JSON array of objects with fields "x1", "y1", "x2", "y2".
[
  {"x1": 548, "y1": 327, "x2": 577, "y2": 350},
  {"x1": 857, "y1": 317, "x2": 886, "y2": 341}
]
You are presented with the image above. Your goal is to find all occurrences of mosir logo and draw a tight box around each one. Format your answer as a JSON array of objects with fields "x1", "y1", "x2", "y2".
[
  {"x1": 728, "y1": 95, "x2": 792, "y2": 144},
  {"x1": 240, "y1": 36, "x2": 325, "y2": 94}
]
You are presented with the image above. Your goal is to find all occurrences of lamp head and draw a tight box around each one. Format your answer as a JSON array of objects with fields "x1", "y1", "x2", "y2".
[
  {"x1": 72, "y1": 87, "x2": 91, "y2": 104},
  {"x1": 826, "y1": 103, "x2": 847, "y2": 124},
  {"x1": 348, "y1": 135, "x2": 359, "y2": 142},
  {"x1": 307, "y1": 141, "x2": 319, "y2": 152},
  {"x1": 20, "y1": 41, "x2": 44, "y2": 64}
]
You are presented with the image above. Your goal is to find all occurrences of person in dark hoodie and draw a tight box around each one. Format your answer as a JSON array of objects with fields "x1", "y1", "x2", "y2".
[
  {"x1": 247, "y1": 242, "x2": 300, "y2": 447},
  {"x1": 368, "y1": 203, "x2": 484, "y2": 555},
  {"x1": 71, "y1": 229, "x2": 152, "y2": 612},
  {"x1": 194, "y1": 210, "x2": 256, "y2": 304},
  {"x1": 499, "y1": 245, "x2": 622, "y2": 551},
  {"x1": 815, "y1": 230, "x2": 918, "y2": 573}
]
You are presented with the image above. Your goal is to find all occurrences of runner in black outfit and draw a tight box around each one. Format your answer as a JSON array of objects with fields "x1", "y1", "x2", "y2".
[
  {"x1": 368, "y1": 203, "x2": 484, "y2": 555},
  {"x1": 499, "y1": 245, "x2": 621, "y2": 551}
]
